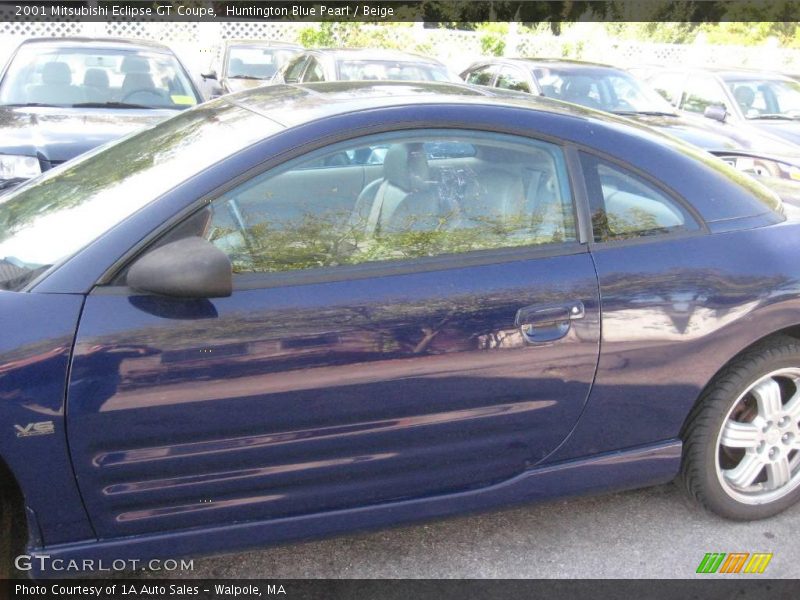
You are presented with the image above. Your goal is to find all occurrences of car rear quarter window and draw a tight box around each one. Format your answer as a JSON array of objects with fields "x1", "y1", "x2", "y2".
[
  {"x1": 496, "y1": 67, "x2": 531, "y2": 93},
  {"x1": 580, "y1": 153, "x2": 700, "y2": 242},
  {"x1": 193, "y1": 130, "x2": 576, "y2": 274},
  {"x1": 464, "y1": 64, "x2": 497, "y2": 86},
  {"x1": 303, "y1": 58, "x2": 325, "y2": 83},
  {"x1": 282, "y1": 55, "x2": 308, "y2": 83}
]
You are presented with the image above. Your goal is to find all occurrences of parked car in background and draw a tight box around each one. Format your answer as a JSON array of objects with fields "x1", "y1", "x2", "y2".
[
  {"x1": 200, "y1": 40, "x2": 302, "y2": 98},
  {"x1": 642, "y1": 67, "x2": 800, "y2": 168},
  {"x1": 0, "y1": 37, "x2": 202, "y2": 192},
  {"x1": 2, "y1": 81, "x2": 800, "y2": 577},
  {"x1": 461, "y1": 58, "x2": 800, "y2": 182},
  {"x1": 272, "y1": 48, "x2": 460, "y2": 84}
]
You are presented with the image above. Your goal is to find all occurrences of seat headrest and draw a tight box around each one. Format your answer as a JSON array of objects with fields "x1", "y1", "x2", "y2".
[
  {"x1": 229, "y1": 58, "x2": 244, "y2": 76},
  {"x1": 121, "y1": 56, "x2": 150, "y2": 74},
  {"x1": 383, "y1": 143, "x2": 430, "y2": 192},
  {"x1": 122, "y1": 72, "x2": 155, "y2": 92},
  {"x1": 83, "y1": 68, "x2": 109, "y2": 89},
  {"x1": 734, "y1": 86, "x2": 755, "y2": 108},
  {"x1": 42, "y1": 62, "x2": 71, "y2": 85},
  {"x1": 563, "y1": 77, "x2": 593, "y2": 99}
]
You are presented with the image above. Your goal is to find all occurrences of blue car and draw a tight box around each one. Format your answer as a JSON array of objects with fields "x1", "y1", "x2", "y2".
[{"x1": 1, "y1": 82, "x2": 800, "y2": 577}]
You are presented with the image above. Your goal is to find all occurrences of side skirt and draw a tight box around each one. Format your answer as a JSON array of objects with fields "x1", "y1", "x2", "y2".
[{"x1": 29, "y1": 440, "x2": 681, "y2": 578}]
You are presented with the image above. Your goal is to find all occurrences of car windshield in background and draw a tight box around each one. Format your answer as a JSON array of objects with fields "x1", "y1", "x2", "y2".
[
  {"x1": 338, "y1": 60, "x2": 453, "y2": 82},
  {"x1": 0, "y1": 45, "x2": 199, "y2": 109},
  {"x1": 226, "y1": 46, "x2": 300, "y2": 80},
  {"x1": 724, "y1": 78, "x2": 800, "y2": 120},
  {"x1": 0, "y1": 101, "x2": 278, "y2": 292},
  {"x1": 534, "y1": 67, "x2": 676, "y2": 115}
]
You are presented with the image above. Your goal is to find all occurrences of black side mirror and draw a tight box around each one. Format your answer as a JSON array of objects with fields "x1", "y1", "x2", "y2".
[
  {"x1": 704, "y1": 104, "x2": 727, "y2": 123},
  {"x1": 127, "y1": 237, "x2": 232, "y2": 298},
  {"x1": 201, "y1": 71, "x2": 218, "y2": 81}
]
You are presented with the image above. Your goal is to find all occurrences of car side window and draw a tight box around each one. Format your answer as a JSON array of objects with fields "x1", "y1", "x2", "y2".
[
  {"x1": 464, "y1": 64, "x2": 497, "y2": 87},
  {"x1": 195, "y1": 131, "x2": 576, "y2": 275},
  {"x1": 681, "y1": 75, "x2": 729, "y2": 114},
  {"x1": 580, "y1": 153, "x2": 700, "y2": 242},
  {"x1": 496, "y1": 67, "x2": 531, "y2": 93},
  {"x1": 283, "y1": 56, "x2": 308, "y2": 83},
  {"x1": 303, "y1": 58, "x2": 325, "y2": 83}
]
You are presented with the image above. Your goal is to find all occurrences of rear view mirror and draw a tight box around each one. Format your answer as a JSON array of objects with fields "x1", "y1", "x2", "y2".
[
  {"x1": 127, "y1": 237, "x2": 232, "y2": 298},
  {"x1": 704, "y1": 104, "x2": 727, "y2": 123},
  {"x1": 201, "y1": 71, "x2": 218, "y2": 81}
]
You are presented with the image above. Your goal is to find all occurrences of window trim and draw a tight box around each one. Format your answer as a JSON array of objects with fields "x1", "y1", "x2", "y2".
[
  {"x1": 574, "y1": 147, "x2": 708, "y2": 247},
  {"x1": 97, "y1": 124, "x2": 587, "y2": 292},
  {"x1": 300, "y1": 55, "x2": 325, "y2": 83},
  {"x1": 283, "y1": 54, "x2": 310, "y2": 83}
]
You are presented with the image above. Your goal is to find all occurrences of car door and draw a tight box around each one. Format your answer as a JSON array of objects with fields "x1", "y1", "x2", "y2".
[{"x1": 66, "y1": 128, "x2": 601, "y2": 538}]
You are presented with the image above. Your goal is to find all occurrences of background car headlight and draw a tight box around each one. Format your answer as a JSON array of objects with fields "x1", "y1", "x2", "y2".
[
  {"x1": 780, "y1": 164, "x2": 800, "y2": 182},
  {"x1": 717, "y1": 155, "x2": 800, "y2": 181},
  {"x1": 0, "y1": 154, "x2": 41, "y2": 179}
]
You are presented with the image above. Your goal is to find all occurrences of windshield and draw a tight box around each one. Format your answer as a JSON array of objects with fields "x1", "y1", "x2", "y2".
[
  {"x1": 338, "y1": 60, "x2": 455, "y2": 82},
  {"x1": 225, "y1": 46, "x2": 301, "y2": 80},
  {"x1": 533, "y1": 67, "x2": 676, "y2": 114},
  {"x1": 0, "y1": 100, "x2": 279, "y2": 291},
  {"x1": 724, "y1": 78, "x2": 800, "y2": 120},
  {"x1": 0, "y1": 45, "x2": 200, "y2": 109}
]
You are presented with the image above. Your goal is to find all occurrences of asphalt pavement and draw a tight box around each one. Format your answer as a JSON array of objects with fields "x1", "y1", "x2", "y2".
[{"x1": 141, "y1": 482, "x2": 800, "y2": 579}]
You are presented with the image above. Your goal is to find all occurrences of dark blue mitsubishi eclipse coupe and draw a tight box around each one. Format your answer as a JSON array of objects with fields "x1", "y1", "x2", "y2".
[{"x1": 1, "y1": 81, "x2": 800, "y2": 577}]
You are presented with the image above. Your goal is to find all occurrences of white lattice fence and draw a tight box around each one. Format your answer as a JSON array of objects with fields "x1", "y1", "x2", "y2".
[
  {"x1": 513, "y1": 34, "x2": 800, "y2": 73},
  {"x1": 2, "y1": 21, "x2": 800, "y2": 77}
]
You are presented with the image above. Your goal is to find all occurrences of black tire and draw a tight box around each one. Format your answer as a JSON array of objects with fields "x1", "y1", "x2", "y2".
[
  {"x1": 681, "y1": 335, "x2": 800, "y2": 520},
  {"x1": 0, "y1": 482, "x2": 25, "y2": 579}
]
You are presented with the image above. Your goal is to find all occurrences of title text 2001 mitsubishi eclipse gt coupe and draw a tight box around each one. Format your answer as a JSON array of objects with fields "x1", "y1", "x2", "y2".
[{"x1": 1, "y1": 82, "x2": 800, "y2": 577}]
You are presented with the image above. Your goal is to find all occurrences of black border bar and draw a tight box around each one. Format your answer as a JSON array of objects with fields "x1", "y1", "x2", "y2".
[
  {"x1": 2, "y1": 1, "x2": 800, "y2": 23},
  {"x1": 6, "y1": 578, "x2": 800, "y2": 600}
]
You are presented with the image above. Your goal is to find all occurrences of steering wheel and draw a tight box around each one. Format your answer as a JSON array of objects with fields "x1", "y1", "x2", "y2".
[
  {"x1": 121, "y1": 88, "x2": 165, "y2": 104},
  {"x1": 615, "y1": 99, "x2": 635, "y2": 112}
]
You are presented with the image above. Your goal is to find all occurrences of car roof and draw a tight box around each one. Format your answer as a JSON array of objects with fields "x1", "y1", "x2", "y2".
[
  {"x1": 469, "y1": 57, "x2": 616, "y2": 71},
  {"x1": 651, "y1": 65, "x2": 790, "y2": 81},
  {"x1": 305, "y1": 48, "x2": 444, "y2": 65},
  {"x1": 18, "y1": 37, "x2": 175, "y2": 54},
  {"x1": 229, "y1": 80, "x2": 654, "y2": 130}
]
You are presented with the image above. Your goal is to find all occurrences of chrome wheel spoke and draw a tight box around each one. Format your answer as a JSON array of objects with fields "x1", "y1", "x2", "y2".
[
  {"x1": 720, "y1": 420, "x2": 761, "y2": 449},
  {"x1": 784, "y1": 391, "x2": 800, "y2": 424},
  {"x1": 752, "y1": 379, "x2": 783, "y2": 420},
  {"x1": 723, "y1": 452, "x2": 765, "y2": 489},
  {"x1": 766, "y1": 458, "x2": 792, "y2": 490}
]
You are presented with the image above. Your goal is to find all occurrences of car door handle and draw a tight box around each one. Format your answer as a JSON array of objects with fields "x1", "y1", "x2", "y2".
[{"x1": 515, "y1": 301, "x2": 585, "y2": 343}]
